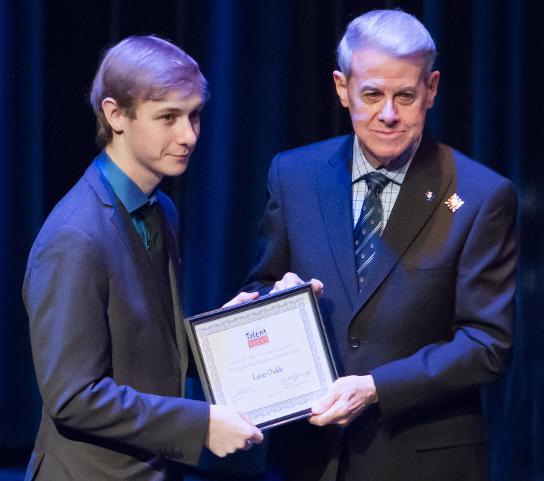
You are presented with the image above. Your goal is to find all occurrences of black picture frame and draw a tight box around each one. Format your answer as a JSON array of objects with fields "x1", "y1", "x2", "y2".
[{"x1": 185, "y1": 283, "x2": 338, "y2": 430}]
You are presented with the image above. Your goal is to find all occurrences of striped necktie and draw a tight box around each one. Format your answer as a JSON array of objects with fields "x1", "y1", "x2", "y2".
[{"x1": 354, "y1": 172, "x2": 390, "y2": 292}]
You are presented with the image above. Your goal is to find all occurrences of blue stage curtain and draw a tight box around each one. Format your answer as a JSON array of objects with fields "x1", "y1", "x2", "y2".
[
  {"x1": 0, "y1": 0, "x2": 44, "y2": 457},
  {"x1": 0, "y1": 1, "x2": 542, "y2": 479}
]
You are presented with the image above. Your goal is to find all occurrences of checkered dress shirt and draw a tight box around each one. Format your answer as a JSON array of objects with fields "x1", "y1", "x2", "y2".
[{"x1": 351, "y1": 138, "x2": 411, "y2": 228}]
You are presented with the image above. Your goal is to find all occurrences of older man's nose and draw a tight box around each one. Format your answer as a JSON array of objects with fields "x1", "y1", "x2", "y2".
[{"x1": 378, "y1": 99, "x2": 398, "y2": 125}]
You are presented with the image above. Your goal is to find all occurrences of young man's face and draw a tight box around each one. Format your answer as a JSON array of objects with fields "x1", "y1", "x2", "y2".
[{"x1": 113, "y1": 90, "x2": 205, "y2": 193}]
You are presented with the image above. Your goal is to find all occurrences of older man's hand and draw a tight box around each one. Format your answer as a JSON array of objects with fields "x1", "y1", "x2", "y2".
[
  {"x1": 309, "y1": 375, "x2": 378, "y2": 427},
  {"x1": 222, "y1": 291, "x2": 259, "y2": 308},
  {"x1": 269, "y1": 272, "x2": 324, "y2": 298}
]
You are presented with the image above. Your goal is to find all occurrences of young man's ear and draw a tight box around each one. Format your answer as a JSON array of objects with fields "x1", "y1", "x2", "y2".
[{"x1": 101, "y1": 97, "x2": 126, "y2": 134}]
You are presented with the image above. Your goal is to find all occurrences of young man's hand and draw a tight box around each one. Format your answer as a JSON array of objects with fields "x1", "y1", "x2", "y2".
[{"x1": 205, "y1": 405, "x2": 264, "y2": 457}]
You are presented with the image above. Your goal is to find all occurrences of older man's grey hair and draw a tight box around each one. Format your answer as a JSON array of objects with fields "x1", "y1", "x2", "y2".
[{"x1": 337, "y1": 10, "x2": 437, "y2": 78}]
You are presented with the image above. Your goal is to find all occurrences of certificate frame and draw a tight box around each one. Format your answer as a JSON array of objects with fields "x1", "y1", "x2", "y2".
[{"x1": 185, "y1": 283, "x2": 338, "y2": 430}]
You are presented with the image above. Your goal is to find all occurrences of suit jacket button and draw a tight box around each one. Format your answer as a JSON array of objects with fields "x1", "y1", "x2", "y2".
[{"x1": 349, "y1": 336, "x2": 360, "y2": 348}]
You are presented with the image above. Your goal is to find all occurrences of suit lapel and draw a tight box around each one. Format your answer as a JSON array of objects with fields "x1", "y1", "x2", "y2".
[
  {"x1": 161, "y1": 206, "x2": 187, "y2": 379},
  {"x1": 317, "y1": 135, "x2": 359, "y2": 308},
  {"x1": 113, "y1": 199, "x2": 181, "y2": 349},
  {"x1": 352, "y1": 136, "x2": 454, "y2": 317},
  {"x1": 84, "y1": 162, "x2": 180, "y2": 356}
]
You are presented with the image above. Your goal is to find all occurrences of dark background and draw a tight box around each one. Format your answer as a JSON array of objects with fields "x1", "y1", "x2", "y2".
[{"x1": 0, "y1": 0, "x2": 542, "y2": 479}]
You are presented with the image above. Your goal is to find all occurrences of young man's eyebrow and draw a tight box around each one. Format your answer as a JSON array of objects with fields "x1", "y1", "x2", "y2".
[{"x1": 154, "y1": 107, "x2": 183, "y2": 114}]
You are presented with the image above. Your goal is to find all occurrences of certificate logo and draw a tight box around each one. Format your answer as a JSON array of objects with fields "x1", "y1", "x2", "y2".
[{"x1": 246, "y1": 328, "x2": 269, "y2": 348}]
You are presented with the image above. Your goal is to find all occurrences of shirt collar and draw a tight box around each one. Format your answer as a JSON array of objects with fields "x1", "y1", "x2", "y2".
[
  {"x1": 96, "y1": 151, "x2": 157, "y2": 213},
  {"x1": 351, "y1": 137, "x2": 413, "y2": 186}
]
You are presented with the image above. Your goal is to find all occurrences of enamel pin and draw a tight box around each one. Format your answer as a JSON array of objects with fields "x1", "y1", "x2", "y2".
[
  {"x1": 445, "y1": 193, "x2": 464, "y2": 212},
  {"x1": 425, "y1": 191, "x2": 434, "y2": 202}
]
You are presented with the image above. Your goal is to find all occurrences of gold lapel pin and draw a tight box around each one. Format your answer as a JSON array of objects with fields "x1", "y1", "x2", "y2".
[{"x1": 445, "y1": 193, "x2": 464, "y2": 212}]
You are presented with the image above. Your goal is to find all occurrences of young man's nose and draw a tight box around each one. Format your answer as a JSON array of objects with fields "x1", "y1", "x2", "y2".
[{"x1": 175, "y1": 118, "x2": 198, "y2": 146}]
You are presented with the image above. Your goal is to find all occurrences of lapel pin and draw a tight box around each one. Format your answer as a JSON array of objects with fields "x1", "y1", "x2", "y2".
[
  {"x1": 424, "y1": 191, "x2": 434, "y2": 202},
  {"x1": 445, "y1": 193, "x2": 464, "y2": 212}
]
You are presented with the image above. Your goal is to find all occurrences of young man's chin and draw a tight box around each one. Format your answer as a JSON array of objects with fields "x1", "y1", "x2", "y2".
[
  {"x1": 173, "y1": 163, "x2": 190, "y2": 176},
  {"x1": 163, "y1": 159, "x2": 191, "y2": 177}
]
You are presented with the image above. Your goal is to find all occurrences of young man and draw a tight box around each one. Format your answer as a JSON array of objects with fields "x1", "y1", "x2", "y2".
[
  {"x1": 243, "y1": 10, "x2": 517, "y2": 481},
  {"x1": 23, "y1": 35, "x2": 262, "y2": 481}
]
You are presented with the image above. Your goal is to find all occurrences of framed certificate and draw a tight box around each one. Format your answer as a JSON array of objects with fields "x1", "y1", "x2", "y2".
[{"x1": 185, "y1": 283, "x2": 338, "y2": 430}]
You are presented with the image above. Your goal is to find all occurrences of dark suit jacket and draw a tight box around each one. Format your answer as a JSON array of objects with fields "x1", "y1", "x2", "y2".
[
  {"x1": 23, "y1": 160, "x2": 209, "y2": 480},
  {"x1": 243, "y1": 134, "x2": 517, "y2": 481}
]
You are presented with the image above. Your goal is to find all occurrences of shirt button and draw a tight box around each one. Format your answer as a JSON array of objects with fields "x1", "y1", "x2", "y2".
[{"x1": 349, "y1": 336, "x2": 360, "y2": 348}]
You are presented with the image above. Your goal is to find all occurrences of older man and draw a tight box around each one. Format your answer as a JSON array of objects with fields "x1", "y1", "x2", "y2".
[
  {"x1": 243, "y1": 10, "x2": 517, "y2": 481},
  {"x1": 23, "y1": 35, "x2": 262, "y2": 481}
]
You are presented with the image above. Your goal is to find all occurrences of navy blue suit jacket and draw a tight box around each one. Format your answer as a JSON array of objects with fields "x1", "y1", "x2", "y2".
[
  {"x1": 23, "y1": 160, "x2": 209, "y2": 480},
  {"x1": 243, "y1": 134, "x2": 517, "y2": 481}
]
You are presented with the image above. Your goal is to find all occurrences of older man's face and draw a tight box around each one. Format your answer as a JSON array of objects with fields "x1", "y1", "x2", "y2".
[{"x1": 334, "y1": 48, "x2": 439, "y2": 169}]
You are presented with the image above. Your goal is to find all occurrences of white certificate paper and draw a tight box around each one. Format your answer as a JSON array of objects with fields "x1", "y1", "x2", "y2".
[{"x1": 187, "y1": 285, "x2": 337, "y2": 429}]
